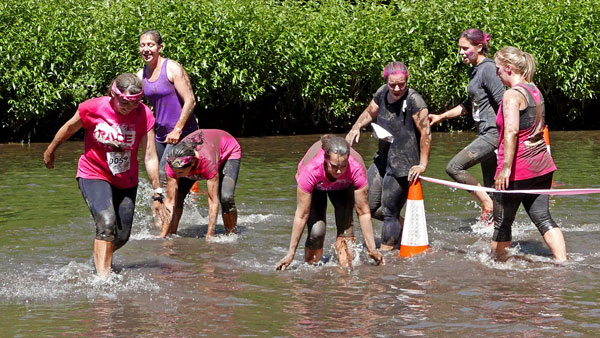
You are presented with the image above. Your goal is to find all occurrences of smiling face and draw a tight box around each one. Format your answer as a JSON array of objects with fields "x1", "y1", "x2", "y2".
[
  {"x1": 139, "y1": 34, "x2": 162, "y2": 64},
  {"x1": 387, "y1": 73, "x2": 408, "y2": 99},
  {"x1": 458, "y1": 37, "x2": 481, "y2": 65},
  {"x1": 324, "y1": 153, "x2": 349, "y2": 180}
]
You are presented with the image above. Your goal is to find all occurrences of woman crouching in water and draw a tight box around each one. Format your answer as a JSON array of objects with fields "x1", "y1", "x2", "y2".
[
  {"x1": 275, "y1": 135, "x2": 385, "y2": 270},
  {"x1": 161, "y1": 129, "x2": 241, "y2": 240}
]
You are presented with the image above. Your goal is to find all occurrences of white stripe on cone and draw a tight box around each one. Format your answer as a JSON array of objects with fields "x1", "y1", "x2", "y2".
[{"x1": 400, "y1": 199, "x2": 429, "y2": 248}]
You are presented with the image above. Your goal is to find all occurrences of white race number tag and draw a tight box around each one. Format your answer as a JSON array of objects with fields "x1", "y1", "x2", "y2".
[{"x1": 107, "y1": 151, "x2": 131, "y2": 175}]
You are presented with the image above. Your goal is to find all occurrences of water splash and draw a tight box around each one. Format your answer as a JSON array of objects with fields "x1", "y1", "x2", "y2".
[{"x1": 0, "y1": 261, "x2": 160, "y2": 301}]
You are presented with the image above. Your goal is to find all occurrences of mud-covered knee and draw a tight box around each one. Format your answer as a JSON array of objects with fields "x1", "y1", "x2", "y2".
[
  {"x1": 220, "y1": 194, "x2": 237, "y2": 214},
  {"x1": 445, "y1": 162, "x2": 460, "y2": 178},
  {"x1": 95, "y1": 210, "x2": 117, "y2": 242},
  {"x1": 534, "y1": 217, "x2": 558, "y2": 236},
  {"x1": 306, "y1": 221, "x2": 326, "y2": 249}
]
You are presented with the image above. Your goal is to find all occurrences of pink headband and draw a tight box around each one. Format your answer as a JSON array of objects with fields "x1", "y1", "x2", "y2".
[{"x1": 111, "y1": 82, "x2": 143, "y2": 102}]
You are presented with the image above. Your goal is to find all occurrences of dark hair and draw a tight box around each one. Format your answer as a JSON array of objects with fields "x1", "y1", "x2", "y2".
[
  {"x1": 140, "y1": 29, "x2": 163, "y2": 45},
  {"x1": 382, "y1": 61, "x2": 409, "y2": 81},
  {"x1": 459, "y1": 28, "x2": 490, "y2": 55},
  {"x1": 113, "y1": 73, "x2": 143, "y2": 94},
  {"x1": 320, "y1": 134, "x2": 350, "y2": 159},
  {"x1": 165, "y1": 131, "x2": 204, "y2": 169}
]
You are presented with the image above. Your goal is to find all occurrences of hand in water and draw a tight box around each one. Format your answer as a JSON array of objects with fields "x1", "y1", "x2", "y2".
[
  {"x1": 275, "y1": 254, "x2": 294, "y2": 271},
  {"x1": 369, "y1": 249, "x2": 385, "y2": 265},
  {"x1": 43, "y1": 149, "x2": 55, "y2": 169},
  {"x1": 153, "y1": 201, "x2": 171, "y2": 228}
]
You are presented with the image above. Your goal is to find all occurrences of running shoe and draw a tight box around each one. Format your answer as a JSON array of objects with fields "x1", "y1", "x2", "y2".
[{"x1": 480, "y1": 209, "x2": 494, "y2": 227}]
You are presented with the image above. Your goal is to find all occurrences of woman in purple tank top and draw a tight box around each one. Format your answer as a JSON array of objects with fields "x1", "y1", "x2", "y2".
[{"x1": 136, "y1": 30, "x2": 199, "y2": 182}]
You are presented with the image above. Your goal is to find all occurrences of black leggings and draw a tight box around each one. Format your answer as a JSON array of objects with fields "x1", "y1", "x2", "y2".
[
  {"x1": 305, "y1": 187, "x2": 355, "y2": 250},
  {"x1": 367, "y1": 163, "x2": 385, "y2": 221},
  {"x1": 381, "y1": 175, "x2": 410, "y2": 247},
  {"x1": 78, "y1": 178, "x2": 137, "y2": 250},
  {"x1": 492, "y1": 173, "x2": 559, "y2": 242},
  {"x1": 175, "y1": 158, "x2": 241, "y2": 214},
  {"x1": 446, "y1": 135, "x2": 497, "y2": 189}
]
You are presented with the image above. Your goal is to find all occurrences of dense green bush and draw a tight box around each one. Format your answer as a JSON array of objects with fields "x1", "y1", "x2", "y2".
[{"x1": 1, "y1": 0, "x2": 598, "y2": 141}]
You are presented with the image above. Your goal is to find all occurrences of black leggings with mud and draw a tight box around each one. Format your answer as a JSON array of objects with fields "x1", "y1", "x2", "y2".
[
  {"x1": 78, "y1": 178, "x2": 137, "y2": 250},
  {"x1": 305, "y1": 187, "x2": 354, "y2": 250},
  {"x1": 493, "y1": 173, "x2": 559, "y2": 242}
]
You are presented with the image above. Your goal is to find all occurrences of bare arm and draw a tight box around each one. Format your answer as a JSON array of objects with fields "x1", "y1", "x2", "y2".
[
  {"x1": 141, "y1": 130, "x2": 168, "y2": 226},
  {"x1": 495, "y1": 90, "x2": 521, "y2": 190},
  {"x1": 428, "y1": 104, "x2": 465, "y2": 126},
  {"x1": 205, "y1": 174, "x2": 220, "y2": 240},
  {"x1": 142, "y1": 129, "x2": 161, "y2": 190},
  {"x1": 345, "y1": 99, "x2": 379, "y2": 146},
  {"x1": 275, "y1": 188, "x2": 312, "y2": 270},
  {"x1": 166, "y1": 60, "x2": 196, "y2": 144},
  {"x1": 44, "y1": 111, "x2": 83, "y2": 168},
  {"x1": 409, "y1": 108, "x2": 432, "y2": 182},
  {"x1": 354, "y1": 185, "x2": 385, "y2": 265},
  {"x1": 160, "y1": 175, "x2": 178, "y2": 237}
]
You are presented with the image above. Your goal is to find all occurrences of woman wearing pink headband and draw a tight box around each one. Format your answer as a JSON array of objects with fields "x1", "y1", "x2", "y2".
[
  {"x1": 43, "y1": 73, "x2": 166, "y2": 277},
  {"x1": 346, "y1": 61, "x2": 431, "y2": 251},
  {"x1": 429, "y1": 28, "x2": 505, "y2": 225}
]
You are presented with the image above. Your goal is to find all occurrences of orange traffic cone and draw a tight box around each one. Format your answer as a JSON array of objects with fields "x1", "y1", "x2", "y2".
[
  {"x1": 543, "y1": 125, "x2": 551, "y2": 155},
  {"x1": 543, "y1": 126, "x2": 556, "y2": 188},
  {"x1": 399, "y1": 178, "x2": 429, "y2": 258},
  {"x1": 190, "y1": 181, "x2": 200, "y2": 193}
]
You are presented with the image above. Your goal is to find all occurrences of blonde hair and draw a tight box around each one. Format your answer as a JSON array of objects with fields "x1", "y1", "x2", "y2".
[{"x1": 494, "y1": 46, "x2": 536, "y2": 82}]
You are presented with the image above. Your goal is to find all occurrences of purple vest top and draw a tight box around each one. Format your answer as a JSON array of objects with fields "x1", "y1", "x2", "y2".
[{"x1": 143, "y1": 59, "x2": 198, "y2": 143}]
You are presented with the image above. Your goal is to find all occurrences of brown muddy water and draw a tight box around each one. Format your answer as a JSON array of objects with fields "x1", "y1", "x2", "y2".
[{"x1": 1, "y1": 131, "x2": 599, "y2": 337}]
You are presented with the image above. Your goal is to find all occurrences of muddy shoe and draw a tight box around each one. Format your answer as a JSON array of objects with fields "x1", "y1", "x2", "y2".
[{"x1": 480, "y1": 209, "x2": 494, "y2": 227}]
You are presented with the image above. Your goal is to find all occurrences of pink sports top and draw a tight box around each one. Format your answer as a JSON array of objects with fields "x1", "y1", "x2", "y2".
[
  {"x1": 165, "y1": 129, "x2": 241, "y2": 180},
  {"x1": 77, "y1": 96, "x2": 155, "y2": 189},
  {"x1": 296, "y1": 141, "x2": 368, "y2": 193}
]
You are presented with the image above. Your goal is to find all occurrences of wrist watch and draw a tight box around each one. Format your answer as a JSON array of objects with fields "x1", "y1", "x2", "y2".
[{"x1": 152, "y1": 187, "x2": 164, "y2": 202}]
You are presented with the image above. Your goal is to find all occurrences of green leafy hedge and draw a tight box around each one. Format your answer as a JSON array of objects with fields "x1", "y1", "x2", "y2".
[{"x1": 1, "y1": 0, "x2": 598, "y2": 141}]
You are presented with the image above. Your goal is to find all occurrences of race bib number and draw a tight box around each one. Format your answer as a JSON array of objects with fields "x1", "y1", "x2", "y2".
[{"x1": 107, "y1": 151, "x2": 131, "y2": 175}]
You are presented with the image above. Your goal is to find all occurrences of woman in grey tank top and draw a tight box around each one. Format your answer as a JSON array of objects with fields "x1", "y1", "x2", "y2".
[{"x1": 428, "y1": 28, "x2": 505, "y2": 225}]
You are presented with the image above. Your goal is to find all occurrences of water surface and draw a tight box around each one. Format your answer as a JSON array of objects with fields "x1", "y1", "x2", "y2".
[{"x1": 1, "y1": 131, "x2": 599, "y2": 336}]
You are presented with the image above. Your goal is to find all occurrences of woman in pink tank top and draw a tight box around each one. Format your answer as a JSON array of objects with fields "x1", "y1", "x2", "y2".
[{"x1": 492, "y1": 47, "x2": 566, "y2": 262}]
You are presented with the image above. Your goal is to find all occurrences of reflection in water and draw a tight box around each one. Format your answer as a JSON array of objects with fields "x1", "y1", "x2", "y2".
[{"x1": 0, "y1": 131, "x2": 599, "y2": 335}]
